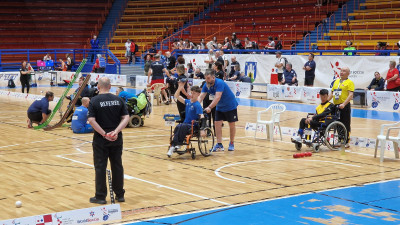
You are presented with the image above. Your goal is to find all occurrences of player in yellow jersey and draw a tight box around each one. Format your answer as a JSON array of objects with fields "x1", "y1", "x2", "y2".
[
  {"x1": 291, "y1": 89, "x2": 336, "y2": 143},
  {"x1": 328, "y1": 67, "x2": 354, "y2": 148}
]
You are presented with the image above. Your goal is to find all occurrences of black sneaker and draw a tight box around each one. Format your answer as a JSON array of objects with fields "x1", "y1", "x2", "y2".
[
  {"x1": 89, "y1": 197, "x2": 107, "y2": 204},
  {"x1": 116, "y1": 196, "x2": 125, "y2": 202}
]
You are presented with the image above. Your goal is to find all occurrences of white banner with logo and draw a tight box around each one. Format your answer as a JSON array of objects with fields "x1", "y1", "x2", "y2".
[
  {"x1": 0, "y1": 204, "x2": 121, "y2": 225},
  {"x1": 226, "y1": 81, "x2": 251, "y2": 98},
  {"x1": 182, "y1": 54, "x2": 398, "y2": 89},
  {"x1": 90, "y1": 73, "x2": 127, "y2": 86},
  {"x1": 366, "y1": 90, "x2": 400, "y2": 111},
  {"x1": 0, "y1": 90, "x2": 60, "y2": 102}
]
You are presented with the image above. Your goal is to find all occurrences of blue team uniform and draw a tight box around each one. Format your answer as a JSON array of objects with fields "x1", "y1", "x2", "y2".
[
  {"x1": 71, "y1": 105, "x2": 93, "y2": 133},
  {"x1": 118, "y1": 91, "x2": 137, "y2": 103},
  {"x1": 201, "y1": 78, "x2": 238, "y2": 112}
]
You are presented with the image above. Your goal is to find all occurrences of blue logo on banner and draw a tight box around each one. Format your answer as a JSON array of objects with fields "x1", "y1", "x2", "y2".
[{"x1": 245, "y1": 62, "x2": 257, "y2": 82}]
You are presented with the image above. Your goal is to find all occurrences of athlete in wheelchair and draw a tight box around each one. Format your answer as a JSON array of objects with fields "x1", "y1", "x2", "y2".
[
  {"x1": 166, "y1": 82, "x2": 214, "y2": 159},
  {"x1": 291, "y1": 89, "x2": 347, "y2": 152},
  {"x1": 116, "y1": 87, "x2": 151, "y2": 128}
]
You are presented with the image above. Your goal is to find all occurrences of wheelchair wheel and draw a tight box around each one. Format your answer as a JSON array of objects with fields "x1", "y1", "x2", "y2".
[
  {"x1": 312, "y1": 143, "x2": 320, "y2": 152},
  {"x1": 128, "y1": 115, "x2": 142, "y2": 128},
  {"x1": 198, "y1": 127, "x2": 214, "y2": 157},
  {"x1": 295, "y1": 143, "x2": 302, "y2": 151},
  {"x1": 324, "y1": 121, "x2": 347, "y2": 151},
  {"x1": 191, "y1": 149, "x2": 196, "y2": 159}
]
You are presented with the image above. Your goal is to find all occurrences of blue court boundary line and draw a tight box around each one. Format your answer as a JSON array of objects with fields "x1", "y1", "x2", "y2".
[{"x1": 127, "y1": 178, "x2": 400, "y2": 225}]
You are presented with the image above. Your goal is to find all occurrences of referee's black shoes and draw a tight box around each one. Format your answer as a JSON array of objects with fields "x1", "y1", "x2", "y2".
[
  {"x1": 89, "y1": 196, "x2": 107, "y2": 204},
  {"x1": 117, "y1": 195, "x2": 125, "y2": 202}
]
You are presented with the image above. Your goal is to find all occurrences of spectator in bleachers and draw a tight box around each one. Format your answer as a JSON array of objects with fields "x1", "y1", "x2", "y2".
[
  {"x1": 229, "y1": 56, "x2": 240, "y2": 78},
  {"x1": 303, "y1": 53, "x2": 316, "y2": 87},
  {"x1": 186, "y1": 39, "x2": 196, "y2": 49},
  {"x1": 43, "y1": 53, "x2": 52, "y2": 61},
  {"x1": 231, "y1": 33, "x2": 243, "y2": 49},
  {"x1": 282, "y1": 63, "x2": 298, "y2": 86},
  {"x1": 274, "y1": 37, "x2": 283, "y2": 50},
  {"x1": 125, "y1": 39, "x2": 131, "y2": 64},
  {"x1": 144, "y1": 54, "x2": 152, "y2": 76},
  {"x1": 244, "y1": 37, "x2": 253, "y2": 50},
  {"x1": 204, "y1": 49, "x2": 216, "y2": 69},
  {"x1": 90, "y1": 35, "x2": 99, "y2": 63},
  {"x1": 214, "y1": 61, "x2": 225, "y2": 80},
  {"x1": 165, "y1": 51, "x2": 176, "y2": 71},
  {"x1": 172, "y1": 40, "x2": 179, "y2": 50},
  {"x1": 222, "y1": 37, "x2": 232, "y2": 50},
  {"x1": 386, "y1": 61, "x2": 400, "y2": 92},
  {"x1": 92, "y1": 54, "x2": 106, "y2": 73},
  {"x1": 343, "y1": 40, "x2": 356, "y2": 56},
  {"x1": 198, "y1": 38, "x2": 206, "y2": 50},
  {"x1": 227, "y1": 64, "x2": 240, "y2": 81},
  {"x1": 376, "y1": 42, "x2": 389, "y2": 56},
  {"x1": 275, "y1": 51, "x2": 286, "y2": 84},
  {"x1": 177, "y1": 38, "x2": 185, "y2": 50},
  {"x1": 56, "y1": 59, "x2": 67, "y2": 71},
  {"x1": 206, "y1": 37, "x2": 218, "y2": 50},
  {"x1": 365, "y1": 71, "x2": 385, "y2": 91},
  {"x1": 194, "y1": 68, "x2": 204, "y2": 79},
  {"x1": 20, "y1": 61, "x2": 32, "y2": 94},
  {"x1": 265, "y1": 36, "x2": 275, "y2": 53},
  {"x1": 217, "y1": 43, "x2": 223, "y2": 50}
]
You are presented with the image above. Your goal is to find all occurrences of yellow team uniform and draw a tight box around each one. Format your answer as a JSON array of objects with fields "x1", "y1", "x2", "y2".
[{"x1": 331, "y1": 79, "x2": 355, "y2": 105}]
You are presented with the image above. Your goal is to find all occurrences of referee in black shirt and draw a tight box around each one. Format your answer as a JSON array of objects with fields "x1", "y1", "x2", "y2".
[{"x1": 88, "y1": 77, "x2": 129, "y2": 204}]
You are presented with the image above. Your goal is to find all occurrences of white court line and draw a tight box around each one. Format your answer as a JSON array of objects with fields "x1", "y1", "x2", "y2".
[
  {"x1": 0, "y1": 144, "x2": 20, "y2": 149},
  {"x1": 56, "y1": 144, "x2": 231, "y2": 206},
  {"x1": 75, "y1": 148, "x2": 86, "y2": 153},
  {"x1": 215, "y1": 159, "x2": 361, "y2": 184}
]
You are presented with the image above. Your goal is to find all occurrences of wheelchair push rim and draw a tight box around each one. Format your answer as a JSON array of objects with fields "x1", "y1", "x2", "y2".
[
  {"x1": 324, "y1": 121, "x2": 347, "y2": 151},
  {"x1": 198, "y1": 127, "x2": 214, "y2": 157}
]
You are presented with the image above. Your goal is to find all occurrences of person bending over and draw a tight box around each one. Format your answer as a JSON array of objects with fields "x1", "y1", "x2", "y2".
[
  {"x1": 291, "y1": 89, "x2": 335, "y2": 143},
  {"x1": 71, "y1": 97, "x2": 93, "y2": 134},
  {"x1": 27, "y1": 91, "x2": 54, "y2": 128},
  {"x1": 167, "y1": 84, "x2": 206, "y2": 157},
  {"x1": 116, "y1": 87, "x2": 137, "y2": 103}
]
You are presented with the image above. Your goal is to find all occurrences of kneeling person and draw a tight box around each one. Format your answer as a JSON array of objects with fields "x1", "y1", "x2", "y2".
[
  {"x1": 71, "y1": 97, "x2": 93, "y2": 133},
  {"x1": 27, "y1": 91, "x2": 54, "y2": 128},
  {"x1": 291, "y1": 89, "x2": 335, "y2": 143},
  {"x1": 168, "y1": 83, "x2": 206, "y2": 157}
]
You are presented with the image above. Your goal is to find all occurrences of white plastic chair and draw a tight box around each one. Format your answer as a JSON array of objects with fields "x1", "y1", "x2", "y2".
[
  {"x1": 254, "y1": 104, "x2": 286, "y2": 141},
  {"x1": 374, "y1": 121, "x2": 400, "y2": 163}
]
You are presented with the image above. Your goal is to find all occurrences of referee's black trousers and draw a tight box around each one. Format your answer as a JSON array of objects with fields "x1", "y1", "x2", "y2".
[
  {"x1": 337, "y1": 103, "x2": 351, "y2": 143},
  {"x1": 92, "y1": 133, "x2": 125, "y2": 200}
]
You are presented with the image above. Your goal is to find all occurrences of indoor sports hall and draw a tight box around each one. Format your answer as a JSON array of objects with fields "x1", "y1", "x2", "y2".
[{"x1": 1, "y1": 0, "x2": 400, "y2": 224}]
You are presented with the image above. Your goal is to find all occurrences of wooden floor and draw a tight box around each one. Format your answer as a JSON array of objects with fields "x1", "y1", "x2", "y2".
[{"x1": 0, "y1": 87, "x2": 399, "y2": 223}]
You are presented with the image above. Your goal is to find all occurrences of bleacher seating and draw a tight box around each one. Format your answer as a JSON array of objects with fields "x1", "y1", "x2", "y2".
[
  {"x1": 315, "y1": 0, "x2": 400, "y2": 54},
  {"x1": 0, "y1": 0, "x2": 112, "y2": 63},
  {"x1": 109, "y1": 0, "x2": 212, "y2": 63}
]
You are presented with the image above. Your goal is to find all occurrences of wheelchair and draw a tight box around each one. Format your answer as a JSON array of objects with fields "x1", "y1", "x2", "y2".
[
  {"x1": 164, "y1": 113, "x2": 214, "y2": 159},
  {"x1": 292, "y1": 108, "x2": 347, "y2": 152},
  {"x1": 126, "y1": 89, "x2": 152, "y2": 128}
]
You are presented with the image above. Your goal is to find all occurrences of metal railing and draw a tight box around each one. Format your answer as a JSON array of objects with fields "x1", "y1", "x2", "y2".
[{"x1": 0, "y1": 49, "x2": 121, "y2": 74}]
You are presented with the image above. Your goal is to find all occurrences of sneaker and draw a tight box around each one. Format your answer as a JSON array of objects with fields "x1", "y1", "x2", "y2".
[
  {"x1": 165, "y1": 101, "x2": 170, "y2": 105},
  {"x1": 211, "y1": 143, "x2": 224, "y2": 152},
  {"x1": 167, "y1": 146, "x2": 174, "y2": 157},
  {"x1": 228, "y1": 142, "x2": 235, "y2": 151},
  {"x1": 89, "y1": 197, "x2": 106, "y2": 204},
  {"x1": 345, "y1": 143, "x2": 350, "y2": 148},
  {"x1": 291, "y1": 136, "x2": 302, "y2": 143}
]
